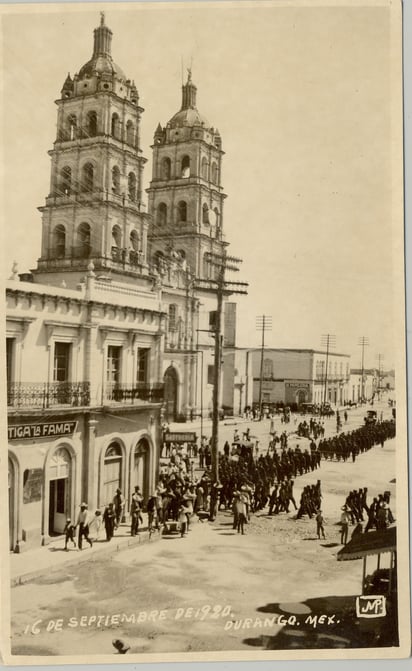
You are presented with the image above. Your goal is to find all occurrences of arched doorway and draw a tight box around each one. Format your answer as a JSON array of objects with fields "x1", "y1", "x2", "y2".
[
  {"x1": 296, "y1": 389, "x2": 307, "y2": 407},
  {"x1": 48, "y1": 447, "x2": 72, "y2": 535},
  {"x1": 8, "y1": 457, "x2": 16, "y2": 551},
  {"x1": 164, "y1": 366, "x2": 178, "y2": 421},
  {"x1": 133, "y1": 439, "x2": 150, "y2": 500},
  {"x1": 102, "y1": 442, "x2": 123, "y2": 505}
]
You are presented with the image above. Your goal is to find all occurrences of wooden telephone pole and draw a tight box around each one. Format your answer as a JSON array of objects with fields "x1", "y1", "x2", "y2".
[{"x1": 195, "y1": 250, "x2": 248, "y2": 520}]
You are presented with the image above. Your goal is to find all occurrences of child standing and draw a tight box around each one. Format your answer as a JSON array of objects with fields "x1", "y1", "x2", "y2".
[
  {"x1": 178, "y1": 505, "x2": 188, "y2": 537},
  {"x1": 63, "y1": 518, "x2": 76, "y2": 551},
  {"x1": 316, "y1": 509, "x2": 326, "y2": 540}
]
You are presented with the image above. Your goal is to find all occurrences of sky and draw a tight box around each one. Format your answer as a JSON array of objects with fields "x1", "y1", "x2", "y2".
[{"x1": 1, "y1": 1, "x2": 404, "y2": 370}]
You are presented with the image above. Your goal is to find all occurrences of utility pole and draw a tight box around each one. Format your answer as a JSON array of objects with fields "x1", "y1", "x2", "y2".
[
  {"x1": 256, "y1": 315, "x2": 272, "y2": 419},
  {"x1": 195, "y1": 251, "x2": 248, "y2": 520},
  {"x1": 358, "y1": 336, "x2": 369, "y2": 403},
  {"x1": 321, "y1": 334, "x2": 336, "y2": 410},
  {"x1": 376, "y1": 352, "x2": 384, "y2": 400}
]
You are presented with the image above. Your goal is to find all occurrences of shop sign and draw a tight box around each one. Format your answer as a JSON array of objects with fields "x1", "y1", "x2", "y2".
[
  {"x1": 285, "y1": 382, "x2": 310, "y2": 389},
  {"x1": 163, "y1": 431, "x2": 197, "y2": 444},
  {"x1": 8, "y1": 421, "x2": 78, "y2": 441}
]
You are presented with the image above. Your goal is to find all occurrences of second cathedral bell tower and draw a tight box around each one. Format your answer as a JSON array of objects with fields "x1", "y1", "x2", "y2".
[{"x1": 147, "y1": 70, "x2": 227, "y2": 279}]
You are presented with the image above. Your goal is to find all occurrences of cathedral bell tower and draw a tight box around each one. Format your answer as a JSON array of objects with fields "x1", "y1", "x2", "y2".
[
  {"x1": 147, "y1": 70, "x2": 227, "y2": 280},
  {"x1": 34, "y1": 14, "x2": 150, "y2": 288}
]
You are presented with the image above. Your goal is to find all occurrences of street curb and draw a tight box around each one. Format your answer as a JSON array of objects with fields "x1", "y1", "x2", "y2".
[{"x1": 11, "y1": 529, "x2": 162, "y2": 588}]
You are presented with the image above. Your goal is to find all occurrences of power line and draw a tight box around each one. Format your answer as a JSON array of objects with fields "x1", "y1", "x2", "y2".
[
  {"x1": 256, "y1": 315, "x2": 272, "y2": 420},
  {"x1": 320, "y1": 334, "x2": 336, "y2": 409},
  {"x1": 358, "y1": 336, "x2": 370, "y2": 402},
  {"x1": 193, "y1": 250, "x2": 248, "y2": 521}
]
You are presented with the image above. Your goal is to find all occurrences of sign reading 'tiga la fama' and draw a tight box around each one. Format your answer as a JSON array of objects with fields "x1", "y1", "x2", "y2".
[{"x1": 8, "y1": 421, "x2": 78, "y2": 441}]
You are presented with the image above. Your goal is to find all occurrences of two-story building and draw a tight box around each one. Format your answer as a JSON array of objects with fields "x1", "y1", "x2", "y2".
[
  {"x1": 7, "y1": 267, "x2": 165, "y2": 552},
  {"x1": 222, "y1": 348, "x2": 351, "y2": 414}
]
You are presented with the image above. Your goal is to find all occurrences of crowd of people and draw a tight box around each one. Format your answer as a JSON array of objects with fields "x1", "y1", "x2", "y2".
[
  {"x1": 64, "y1": 409, "x2": 396, "y2": 550},
  {"x1": 318, "y1": 419, "x2": 395, "y2": 462},
  {"x1": 340, "y1": 488, "x2": 395, "y2": 544}
]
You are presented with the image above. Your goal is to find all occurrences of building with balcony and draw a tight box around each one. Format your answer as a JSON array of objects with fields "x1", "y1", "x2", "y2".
[{"x1": 6, "y1": 268, "x2": 165, "y2": 552}]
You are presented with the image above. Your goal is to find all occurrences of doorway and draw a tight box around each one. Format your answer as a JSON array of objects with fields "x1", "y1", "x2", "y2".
[
  {"x1": 48, "y1": 447, "x2": 71, "y2": 535},
  {"x1": 48, "y1": 478, "x2": 67, "y2": 535},
  {"x1": 103, "y1": 442, "x2": 123, "y2": 505},
  {"x1": 8, "y1": 457, "x2": 15, "y2": 550},
  {"x1": 133, "y1": 439, "x2": 150, "y2": 500},
  {"x1": 164, "y1": 366, "x2": 178, "y2": 421}
]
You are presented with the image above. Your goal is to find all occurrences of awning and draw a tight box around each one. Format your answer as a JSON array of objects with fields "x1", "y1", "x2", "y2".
[{"x1": 337, "y1": 526, "x2": 396, "y2": 561}]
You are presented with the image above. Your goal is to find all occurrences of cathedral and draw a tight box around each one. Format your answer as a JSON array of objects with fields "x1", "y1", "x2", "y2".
[{"x1": 6, "y1": 15, "x2": 238, "y2": 551}]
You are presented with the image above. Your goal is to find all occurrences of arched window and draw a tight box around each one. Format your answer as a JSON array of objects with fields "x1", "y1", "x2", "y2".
[
  {"x1": 60, "y1": 166, "x2": 72, "y2": 196},
  {"x1": 201, "y1": 157, "x2": 208, "y2": 179},
  {"x1": 112, "y1": 225, "x2": 122, "y2": 248},
  {"x1": 157, "y1": 202, "x2": 167, "y2": 226},
  {"x1": 126, "y1": 120, "x2": 134, "y2": 145},
  {"x1": 128, "y1": 172, "x2": 137, "y2": 201},
  {"x1": 54, "y1": 225, "x2": 66, "y2": 259},
  {"x1": 111, "y1": 113, "x2": 121, "y2": 140},
  {"x1": 177, "y1": 200, "x2": 187, "y2": 223},
  {"x1": 77, "y1": 222, "x2": 91, "y2": 257},
  {"x1": 87, "y1": 110, "x2": 97, "y2": 137},
  {"x1": 67, "y1": 114, "x2": 77, "y2": 141},
  {"x1": 181, "y1": 155, "x2": 190, "y2": 178},
  {"x1": 81, "y1": 163, "x2": 94, "y2": 192},
  {"x1": 263, "y1": 359, "x2": 273, "y2": 378},
  {"x1": 161, "y1": 157, "x2": 171, "y2": 180},
  {"x1": 111, "y1": 166, "x2": 120, "y2": 195},
  {"x1": 168, "y1": 304, "x2": 177, "y2": 331},
  {"x1": 203, "y1": 252, "x2": 211, "y2": 278},
  {"x1": 202, "y1": 203, "x2": 209, "y2": 224},
  {"x1": 130, "y1": 230, "x2": 140, "y2": 251},
  {"x1": 211, "y1": 162, "x2": 218, "y2": 184}
]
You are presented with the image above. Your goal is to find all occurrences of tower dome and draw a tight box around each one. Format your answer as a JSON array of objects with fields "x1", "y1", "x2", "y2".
[
  {"x1": 77, "y1": 13, "x2": 126, "y2": 81},
  {"x1": 168, "y1": 69, "x2": 210, "y2": 129}
]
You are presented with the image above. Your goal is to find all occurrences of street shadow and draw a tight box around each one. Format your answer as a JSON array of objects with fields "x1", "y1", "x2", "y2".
[
  {"x1": 242, "y1": 594, "x2": 399, "y2": 649},
  {"x1": 302, "y1": 537, "x2": 319, "y2": 541},
  {"x1": 321, "y1": 542, "x2": 340, "y2": 548},
  {"x1": 218, "y1": 532, "x2": 237, "y2": 536}
]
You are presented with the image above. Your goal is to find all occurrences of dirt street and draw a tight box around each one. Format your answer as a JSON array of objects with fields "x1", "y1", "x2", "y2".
[{"x1": 11, "y1": 426, "x2": 397, "y2": 657}]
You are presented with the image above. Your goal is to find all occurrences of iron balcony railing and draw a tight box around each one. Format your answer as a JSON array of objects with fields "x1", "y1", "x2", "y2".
[
  {"x1": 105, "y1": 382, "x2": 164, "y2": 404},
  {"x1": 7, "y1": 382, "x2": 91, "y2": 409}
]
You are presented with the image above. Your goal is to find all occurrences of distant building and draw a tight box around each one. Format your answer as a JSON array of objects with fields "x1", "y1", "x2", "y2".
[
  {"x1": 222, "y1": 348, "x2": 351, "y2": 414},
  {"x1": 349, "y1": 368, "x2": 379, "y2": 403}
]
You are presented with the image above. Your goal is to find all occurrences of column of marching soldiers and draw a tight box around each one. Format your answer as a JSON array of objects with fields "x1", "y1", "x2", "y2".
[{"x1": 151, "y1": 417, "x2": 396, "y2": 534}]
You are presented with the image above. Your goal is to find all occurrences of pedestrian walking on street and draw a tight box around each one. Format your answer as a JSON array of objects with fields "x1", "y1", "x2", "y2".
[
  {"x1": 103, "y1": 502, "x2": 116, "y2": 541},
  {"x1": 315, "y1": 509, "x2": 326, "y2": 540},
  {"x1": 113, "y1": 488, "x2": 125, "y2": 528},
  {"x1": 340, "y1": 506, "x2": 350, "y2": 544},
  {"x1": 63, "y1": 518, "x2": 76, "y2": 551},
  {"x1": 130, "y1": 486, "x2": 143, "y2": 536},
  {"x1": 178, "y1": 504, "x2": 188, "y2": 537},
  {"x1": 76, "y1": 503, "x2": 93, "y2": 550}
]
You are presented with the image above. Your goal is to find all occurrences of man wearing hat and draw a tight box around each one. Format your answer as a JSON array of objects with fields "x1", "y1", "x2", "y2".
[
  {"x1": 75, "y1": 503, "x2": 93, "y2": 550},
  {"x1": 340, "y1": 505, "x2": 350, "y2": 545}
]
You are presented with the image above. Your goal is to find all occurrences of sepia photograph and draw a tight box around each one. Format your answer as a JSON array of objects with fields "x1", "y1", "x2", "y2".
[{"x1": 0, "y1": 0, "x2": 409, "y2": 664}]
